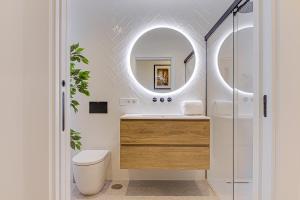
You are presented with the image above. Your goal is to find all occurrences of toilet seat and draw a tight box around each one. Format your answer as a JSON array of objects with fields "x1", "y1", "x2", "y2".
[{"x1": 73, "y1": 150, "x2": 109, "y2": 166}]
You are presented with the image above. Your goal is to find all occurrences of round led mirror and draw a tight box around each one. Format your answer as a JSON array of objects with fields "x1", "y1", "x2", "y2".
[
  {"x1": 218, "y1": 27, "x2": 254, "y2": 94},
  {"x1": 130, "y1": 28, "x2": 196, "y2": 93}
]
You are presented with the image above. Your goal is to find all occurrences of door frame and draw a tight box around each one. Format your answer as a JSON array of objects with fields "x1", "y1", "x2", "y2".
[
  {"x1": 51, "y1": 0, "x2": 275, "y2": 200},
  {"x1": 256, "y1": 0, "x2": 276, "y2": 200},
  {"x1": 53, "y1": 0, "x2": 71, "y2": 199},
  {"x1": 252, "y1": 0, "x2": 276, "y2": 199}
]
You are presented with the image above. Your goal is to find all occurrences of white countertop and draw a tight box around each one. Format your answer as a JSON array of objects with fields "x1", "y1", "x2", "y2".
[
  {"x1": 212, "y1": 114, "x2": 253, "y2": 119},
  {"x1": 120, "y1": 114, "x2": 210, "y2": 120}
]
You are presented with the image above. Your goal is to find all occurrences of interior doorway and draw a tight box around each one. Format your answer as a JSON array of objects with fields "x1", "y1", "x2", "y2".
[{"x1": 54, "y1": 0, "x2": 270, "y2": 200}]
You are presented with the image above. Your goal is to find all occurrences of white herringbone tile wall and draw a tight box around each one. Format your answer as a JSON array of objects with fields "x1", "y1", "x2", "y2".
[{"x1": 70, "y1": 0, "x2": 231, "y2": 180}]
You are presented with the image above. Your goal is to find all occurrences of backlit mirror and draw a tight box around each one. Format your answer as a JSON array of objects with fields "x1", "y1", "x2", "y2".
[
  {"x1": 130, "y1": 28, "x2": 195, "y2": 93},
  {"x1": 218, "y1": 27, "x2": 254, "y2": 93}
]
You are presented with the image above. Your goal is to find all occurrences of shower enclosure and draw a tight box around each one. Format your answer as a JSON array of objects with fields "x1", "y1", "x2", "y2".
[{"x1": 206, "y1": 1, "x2": 254, "y2": 200}]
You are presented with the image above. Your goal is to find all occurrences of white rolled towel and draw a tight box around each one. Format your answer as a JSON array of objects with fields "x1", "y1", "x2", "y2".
[{"x1": 181, "y1": 100, "x2": 204, "y2": 115}]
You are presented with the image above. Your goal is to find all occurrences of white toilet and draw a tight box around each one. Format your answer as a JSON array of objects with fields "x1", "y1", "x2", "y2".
[{"x1": 72, "y1": 150, "x2": 110, "y2": 195}]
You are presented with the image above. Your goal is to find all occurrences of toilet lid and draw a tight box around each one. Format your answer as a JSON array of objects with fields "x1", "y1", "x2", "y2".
[{"x1": 72, "y1": 150, "x2": 109, "y2": 166}]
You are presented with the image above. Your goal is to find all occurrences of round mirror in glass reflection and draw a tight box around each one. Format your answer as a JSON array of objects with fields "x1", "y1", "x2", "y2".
[
  {"x1": 130, "y1": 28, "x2": 195, "y2": 93},
  {"x1": 218, "y1": 27, "x2": 254, "y2": 94}
]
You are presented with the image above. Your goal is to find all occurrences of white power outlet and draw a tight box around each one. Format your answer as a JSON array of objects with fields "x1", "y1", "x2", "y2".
[{"x1": 119, "y1": 98, "x2": 138, "y2": 106}]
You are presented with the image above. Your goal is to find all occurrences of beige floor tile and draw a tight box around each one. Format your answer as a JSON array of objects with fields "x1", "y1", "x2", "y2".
[{"x1": 72, "y1": 180, "x2": 219, "y2": 200}]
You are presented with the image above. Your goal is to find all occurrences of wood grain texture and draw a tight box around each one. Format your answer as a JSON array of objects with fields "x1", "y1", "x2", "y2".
[
  {"x1": 120, "y1": 146, "x2": 210, "y2": 170},
  {"x1": 120, "y1": 120, "x2": 210, "y2": 145},
  {"x1": 120, "y1": 119, "x2": 210, "y2": 169}
]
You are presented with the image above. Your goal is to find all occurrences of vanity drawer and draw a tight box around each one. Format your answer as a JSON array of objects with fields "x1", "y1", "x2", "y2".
[
  {"x1": 120, "y1": 120, "x2": 210, "y2": 146},
  {"x1": 120, "y1": 145, "x2": 210, "y2": 170}
]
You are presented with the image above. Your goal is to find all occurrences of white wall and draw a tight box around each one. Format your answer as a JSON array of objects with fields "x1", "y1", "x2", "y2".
[
  {"x1": 274, "y1": 0, "x2": 300, "y2": 199},
  {"x1": 1, "y1": 0, "x2": 55, "y2": 200},
  {"x1": 0, "y1": 1, "x2": 23, "y2": 199},
  {"x1": 70, "y1": 0, "x2": 207, "y2": 180},
  {"x1": 22, "y1": 0, "x2": 54, "y2": 198}
]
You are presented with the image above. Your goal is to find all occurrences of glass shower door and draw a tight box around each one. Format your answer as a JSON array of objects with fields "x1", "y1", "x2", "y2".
[
  {"x1": 207, "y1": 11, "x2": 235, "y2": 200},
  {"x1": 233, "y1": 1, "x2": 254, "y2": 200},
  {"x1": 207, "y1": 2, "x2": 254, "y2": 199}
]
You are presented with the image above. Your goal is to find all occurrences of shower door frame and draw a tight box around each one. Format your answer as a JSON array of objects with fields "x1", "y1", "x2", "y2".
[{"x1": 51, "y1": 0, "x2": 274, "y2": 200}]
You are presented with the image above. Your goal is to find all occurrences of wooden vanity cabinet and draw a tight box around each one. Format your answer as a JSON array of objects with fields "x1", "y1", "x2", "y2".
[{"x1": 120, "y1": 119, "x2": 210, "y2": 170}]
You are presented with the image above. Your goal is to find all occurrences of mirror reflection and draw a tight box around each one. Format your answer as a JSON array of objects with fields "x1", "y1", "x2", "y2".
[
  {"x1": 218, "y1": 27, "x2": 254, "y2": 93},
  {"x1": 130, "y1": 28, "x2": 195, "y2": 93}
]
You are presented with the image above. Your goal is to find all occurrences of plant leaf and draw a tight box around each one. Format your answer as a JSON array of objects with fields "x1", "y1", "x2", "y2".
[
  {"x1": 82, "y1": 57, "x2": 89, "y2": 64},
  {"x1": 72, "y1": 100, "x2": 80, "y2": 106},
  {"x1": 76, "y1": 48, "x2": 84, "y2": 53},
  {"x1": 71, "y1": 43, "x2": 79, "y2": 53}
]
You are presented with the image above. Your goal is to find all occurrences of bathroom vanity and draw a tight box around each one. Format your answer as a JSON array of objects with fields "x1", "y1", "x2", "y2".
[{"x1": 120, "y1": 114, "x2": 210, "y2": 170}]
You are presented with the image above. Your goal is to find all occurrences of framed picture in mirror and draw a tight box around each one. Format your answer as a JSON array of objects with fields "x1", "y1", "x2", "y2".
[{"x1": 154, "y1": 64, "x2": 171, "y2": 89}]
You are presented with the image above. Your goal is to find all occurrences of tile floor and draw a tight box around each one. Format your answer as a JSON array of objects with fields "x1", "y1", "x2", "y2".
[
  {"x1": 72, "y1": 180, "x2": 219, "y2": 200},
  {"x1": 208, "y1": 179, "x2": 253, "y2": 200}
]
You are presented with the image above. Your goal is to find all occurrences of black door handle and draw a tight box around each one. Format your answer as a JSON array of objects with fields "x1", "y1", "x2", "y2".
[
  {"x1": 62, "y1": 80, "x2": 66, "y2": 131},
  {"x1": 263, "y1": 95, "x2": 267, "y2": 117},
  {"x1": 62, "y1": 91, "x2": 65, "y2": 131}
]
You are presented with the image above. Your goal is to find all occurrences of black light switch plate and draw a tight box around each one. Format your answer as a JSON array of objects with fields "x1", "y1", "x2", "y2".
[{"x1": 89, "y1": 102, "x2": 108, "y2": 114}]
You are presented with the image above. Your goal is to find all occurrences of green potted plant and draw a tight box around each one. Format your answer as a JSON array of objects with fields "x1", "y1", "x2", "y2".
[{"x1": 70, "y1": 43, "x2": 91, "y2": 150}]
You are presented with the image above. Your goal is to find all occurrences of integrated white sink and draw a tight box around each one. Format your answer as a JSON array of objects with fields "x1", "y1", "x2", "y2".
[{"x1": 120, "y1": 114, "x2": 210, "y2": 120}]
